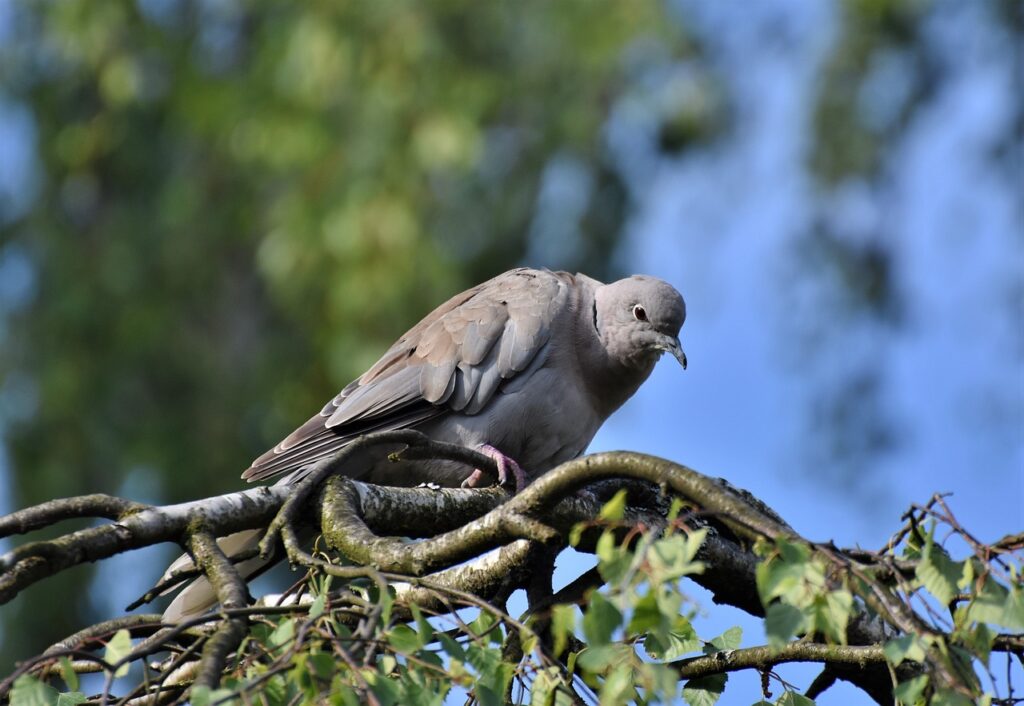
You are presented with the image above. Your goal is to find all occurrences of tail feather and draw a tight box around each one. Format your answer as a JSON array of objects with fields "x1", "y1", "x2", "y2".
[{"x1": 161, "y1": 529, "x2": 270, "y2": 622}]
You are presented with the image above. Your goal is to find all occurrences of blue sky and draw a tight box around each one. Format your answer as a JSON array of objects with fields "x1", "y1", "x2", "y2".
[
  {"x1": 0, "y1": 0, "x2": 1020, "y2": 703},
  {"x1": 581, "y1": 1, "x2": 1022, "y2": 702}
]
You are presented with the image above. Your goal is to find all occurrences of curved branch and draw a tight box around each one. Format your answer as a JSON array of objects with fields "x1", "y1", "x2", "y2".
[
  {"x1": 188, "y1": 528, "x2": 250, "y2": 691},
  {"x1": 0, "y1": 485, "x2": 289, "y2": 604},
  {"x1": 672, "y1": 642, "x2": 887, "y2": 679},
  {"x1": 0, "y1": 494, "x2": 148, "y2": 539}
]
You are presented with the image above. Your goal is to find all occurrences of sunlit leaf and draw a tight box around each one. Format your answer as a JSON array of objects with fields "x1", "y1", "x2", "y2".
[
  {"x1": 645, "y1": 626, "x2": 701, "y2": 661},
  {"x1": 58, "y1": 657, "x2": 78, "y2": 692},
  {"x1": 103, "y1": 629, "x2": 132, "y2": 678},
  {"x1": 530, "y1": 666, "x2": 563, "y2": 706},
  {"x1": 776, "y1": 692, "x2": 816, "y2": 706},
  {"x1": 438, "y1": 632, "x2": 465, "y2": 661},
  {"x1": 576, "y1": 644, "x2": 634, "y2": 673},
  {"x1": 916, "y1": 532, "x2": 961, "y2": 606},
  {"x1": 707, "y1": 626, "x2": 742, "y2": 652},
  {"x1": 598, "y1": 489, "x2": 628, "y2": 521},
  {"x1": 10, "y1": 675, "x2": 58, "y2": 706},
  {"x1": 930, "y1": 689, "x2": 978, "y2": 706},
  {"x1": 893, "y1": 674, "x2": 928, "y2": 705},
  {"x1": 681, "y1": 673, "x2": 727, "y2": 706},
  {"x1": 55, "y1": 694, "x2": 87, "y2": 706},
  {"x1": 551, "y1": 604, "x2": 577, "y2": 657},
  {"x1": 812, "y1": 588, "x2": 853, "y2": 644},
  {"x1": 582, "y1": 591, "x2": 622, "y2": 646},
  {"x1": 596, "y1": 530, "x2": 632, "y2": 585},
  {"x1": 599, "y1": 664, "x2": 636, "y2": 704},
  {"x1": 387, "y1": 625, "x2": 423, "y2": 654},
  {"x1": 765, "y1": 603, "x2": 806, "y2": 648}
]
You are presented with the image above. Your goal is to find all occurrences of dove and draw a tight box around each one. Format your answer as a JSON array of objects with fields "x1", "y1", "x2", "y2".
[{"x1": 161, "y1": 267, "x2": 686, "y2": 619}]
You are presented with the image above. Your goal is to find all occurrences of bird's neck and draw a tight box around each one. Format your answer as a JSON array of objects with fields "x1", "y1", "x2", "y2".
[{"x1": 579, "y1": 285, "x2": 659, "y2": 417}]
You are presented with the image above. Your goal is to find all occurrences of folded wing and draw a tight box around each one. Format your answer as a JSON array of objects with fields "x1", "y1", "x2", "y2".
[{"x1": 241, "y1": 268, "x2": 570, "y2": 482}]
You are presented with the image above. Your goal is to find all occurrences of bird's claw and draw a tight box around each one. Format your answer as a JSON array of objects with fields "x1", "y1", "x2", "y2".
[{"x1": 462, "y1": 444, "x2": 527, "y2": 493}]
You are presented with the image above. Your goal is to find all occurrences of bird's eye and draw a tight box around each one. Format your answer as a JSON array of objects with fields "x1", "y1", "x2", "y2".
[{"x1": 632, "y1": 304, "x2": 648, "y2": 322}]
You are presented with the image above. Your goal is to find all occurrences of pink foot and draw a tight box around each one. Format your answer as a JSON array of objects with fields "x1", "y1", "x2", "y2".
[{"x1": 461, "y1": 444, "x2": 527, "y2": 492}]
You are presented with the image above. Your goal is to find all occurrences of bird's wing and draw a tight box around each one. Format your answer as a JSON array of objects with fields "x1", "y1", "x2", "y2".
[{"x1": 241, "y1": 268, "x2": 571, "y2": 482}]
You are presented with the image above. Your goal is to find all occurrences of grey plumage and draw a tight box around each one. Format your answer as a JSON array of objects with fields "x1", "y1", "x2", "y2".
[{"x1": 161, "y1": 267, "x2": 686, "y2": 620}]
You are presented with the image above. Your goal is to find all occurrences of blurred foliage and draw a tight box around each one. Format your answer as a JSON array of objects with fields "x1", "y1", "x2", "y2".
[
  {"x1": 800, "y1": 0, "x2": 1022, "y2": 485},
  {"x1": 0, "y1": 0, "x2": 1018, "y2": 680},
  {"x1": 0, "y1": 0, "x2": 700, "y2": 666}
]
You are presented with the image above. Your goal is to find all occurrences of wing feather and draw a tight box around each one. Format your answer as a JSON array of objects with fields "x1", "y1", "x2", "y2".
[{"x1": 241, "y1": 268, "x2": 571, "y2": 482}]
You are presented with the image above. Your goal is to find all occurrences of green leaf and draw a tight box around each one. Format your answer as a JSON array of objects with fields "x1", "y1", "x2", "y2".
[
  {"x1": 582, "y1": 591, "x2": 622, "y2": 646},
  {"x1": 765, "y1": 603, "x2": 806, "y2": 648},
  {"x1": 666, "y1": 497, "x2": 686, "y2": 523},
  {"x1": 568, "y1": 523, "x2": 586, "y2": 547},
  {"x1": 58, "y1": 657, "x2": 78, "y2": 692},
  {"x1": 10, "y1": 675, "x2": 57, "y2": 706},
  {"x1": 958, "y1": 621, "x2": 995, "y2": 664},
  {"x1": 471, "y1": 610, "x2": 501, "y2": 644},
  {"x1": 893, "y1": 674, "x2": 928, "y2": 705},
  {"x1": 378, "y1": 654, "x2": 397, "y2": 676},
  {"x1": 627, "y1": 590, "x2": 664, "y2": 635},
  {"x1": 329, "y1": 681, "x2": 364, "y2": 706},
  {"x1": 708, "y1": 626, "x2": 742, "y2": 651},
  {"x1": 262, "y1": 674, "x2": 288, "y2": 706},
  {"x1": 551, "y1": 604, "x2": 577, "y2": 657},
  {"x1": 103, "y1": 628, "x2": 133, "y2": 678},
  {"x1": 643, "y1": 662, "x2": 681, "y2": 701},
  {"x1": 645, "y1": 626, "x2": 700, "y2": 661},
  {"x1": 305, "y1": 652, "x2": 335, "y2": 681},
  {"x1": 776, "y1": 692, "x2": 815, "y2": 706},
  {"x1": 55, "y1": 694, "x2": 87, "y2": 706},
  {"x1": 930, "y1": 689, "x2": 977, "y2": 706},
  {"x1": 964, "y1": 577, "x2": 1024, "y2": 630},
  {"x1": 575, "y1": 644, "x2": 633, "y2": 674},
  {"x1": 411, "y1": 603, "x2": 434, "y2": 646},
  {"x1": 684, "y1": 529, "x2": 708, "y2": 566},
  {"x1": 364, "y1": 669, "x2": 401, "y2": 706},
  {"x1": 520, "y1": 627, "x2": 539, "y2": 655},
  {"x1": 884, "y1": 635, "x2": 927, "y2": 666},
  {"x1": 649, "y1": 531, "x2": 706, "y2": 581},
  {"x1": 308, "y1": 593, "x2": 326, "y2": 619},
  {"x1": 756, "y1": 555, "x2": 809, "y2": 606},
  {"x1": 387, "y1": 624, "x2": 423, "y2": 653},
  {"x1": 812, "y1": 588, "x2": 853, "y2": 644},
  {"x1": 190, "y1": 686, "x2": 235, "y2": 706},
  {"x1": 598, "y1": 489, "x2": 628, "y2": 521},
  {"x1": 777, "y1": 537, "x2": 812, "y2": 565},
  {"x1": 438, "y1": 632, "x2": 466, "y2": 661},
  {"x1": 269, "y1": 618, "x2": 296, "y2": 651},
  {"x1": 596, "y1": 530, "x2": 632, "y2": 585},
  {"x1": 598, "y1": 664, "x2": 635, "y2": 704},
  {"x1": 1002, "y1": 584, "x2": 1024, "y2": 629},
  {"x1": 681, "y1": 673, "x2": 727, "y2": 706},
  {"x1": 466, "y1": 642, "x2": 502, "y2": 679},
  {"x1": 655, "y1": 583, "x2": 684, "y2": 617},
  {"x1": 475, "y1": 661, "x2": 515, "y2": 706},
  {"x1": 916, "y1": 533, "x2": 961, "y2": 606},
  {"x1": 530, "y1": 666, "x2": 562, "y2": 706}
]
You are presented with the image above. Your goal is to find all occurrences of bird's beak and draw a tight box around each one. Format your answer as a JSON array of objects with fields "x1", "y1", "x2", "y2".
[{"x1": 656, "y1": 334, "x2": 687, "y2": 370}]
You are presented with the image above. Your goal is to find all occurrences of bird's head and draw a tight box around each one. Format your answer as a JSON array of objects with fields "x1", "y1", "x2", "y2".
[{"x1": 595, "y1": 275, "x2": 687, "y2": 370}]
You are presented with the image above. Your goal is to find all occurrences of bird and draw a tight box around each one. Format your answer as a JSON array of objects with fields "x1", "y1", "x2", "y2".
[{"x1": 161, "y1": 267, "x2": 686, "y2": 620}]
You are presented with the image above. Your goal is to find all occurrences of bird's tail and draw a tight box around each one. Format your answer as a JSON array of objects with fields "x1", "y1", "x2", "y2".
[{"x1": 160, "y1": 528, "x2": 271, "y2": 622}]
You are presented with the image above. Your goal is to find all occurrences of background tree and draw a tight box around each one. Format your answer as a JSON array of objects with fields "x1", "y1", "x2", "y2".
[{"x1": 0, "y1": 0, "x2": 1019, "y2": 701}]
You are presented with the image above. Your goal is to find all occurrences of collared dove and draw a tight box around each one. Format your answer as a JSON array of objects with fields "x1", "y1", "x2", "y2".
[{"x1": 161, "y1": 267, "x2": 686, "y2": 620}]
